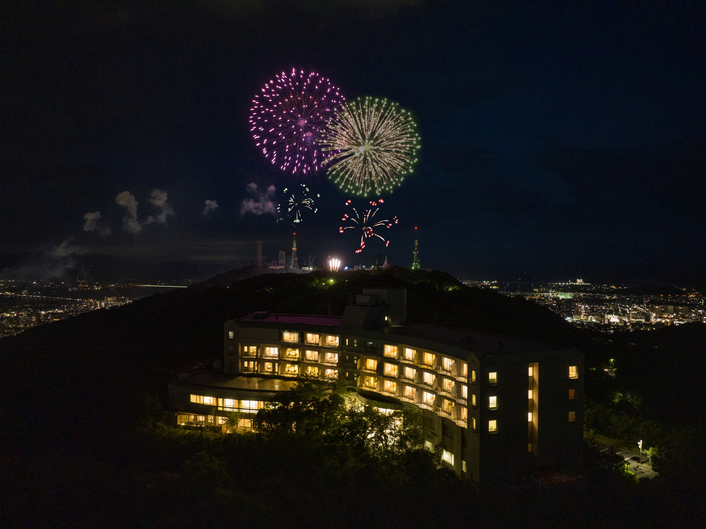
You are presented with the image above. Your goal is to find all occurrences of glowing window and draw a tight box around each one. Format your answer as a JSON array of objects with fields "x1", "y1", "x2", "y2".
[
  {"x1": 569, "y1": 365, "x2": 578, "y2": 379},
  {"x1": 442, "y1": 399, "x2": 454, "y2": 413},
  {"x1": 325, "y1": 352, "x2": 338, "y2": 363},
  {"x1": 285, "y1": 364, "x2": 299, "y2": 375},
  {"x1": 463, "y1": 460, "x2": 467, "y2": 473},
  {"x1": 384, "y1": 380, "x2": 398, "y2": 393},
  {"x1": 306, "y1": 365, "x2": 319, "y2": 377},
  {"x1": 488, "y1": 372, "x2": 498, "y2": 384},
  {"x1": 528, "y1": 443, "x2": 533, "y2": 453},
  {"x1": 489, "y1": 396, "x2": 497, "y2": 409},
  {"x1": 423, "y1": 372, "x2": 435, "y2": 385},
  {"x1": 325, "y1": 368, "x2": 338, "y2": 379},
  {"x1": 443, "y1": 378, "x2": 454, "y2": 392},
  {"x1": 462, "y1": 384, "x2": 468, "y2": 399},
  {"x1": 223, "y1": 398, "x2": 236, "y2": 410},
  {"x1": 283, "y1": 331, "x2": 299, "y2": 343},
  {"x1": 285, "y1": 348, "x2": 300, "y2": 359},
  {"x1": 243, "y1": 345, "x2": 257, "y2": 356},
  {"x1": 528, "y1": 389, "x2": 533, "y2": 399},
  {"x1": 364, "y1": 376, "x2": 377, "y2": 388},
  {"x1": 442, "y1": 357, "x2": 455, "y2": 371},
  {"x1": 404, "y1": 367, "x2": 416, "y2": 380},
  {"x1": 460, "y1": 406, "x2": 467, "y2": 420},
  {"x1": 528, "y1": 412, "x2": 533, "y2": 422},
  {"x1": 471, "y1": 370, "x2": 477, "y2": 383},
  {"x1": 384, "y1": 344, "x2": 398, "y2": 358},
  {"x1": 471, "y1": 417, "x2": 477, "y2": 431},
  {"x1": 569, "y1": 388, "x2": 575, "y2": 400},
  {"x1": 190, "y1": 394, "x2": 216, "y2": 405},
  {"x1": 228, "y1": 331, "x2": 234, "y2": 340},
  {"x1": 471, "y1": 394, "x2": 477, "y2": 407},
  {"x1": 264, "y1": 347, "x2": 279, "y2": 358},
  {"x1": 325, "y1": 335, "x2": 339, "y2": 347},
  {"x1": 263, "y1": 362, "x2": 274, "y2": 373},
  {"x1": 241, "y1": 400, "x2": 261, "y2": 411},
  {"x1": 528, "y1": 366, "x2": 534, "y2": 376},
  {"x1": 305, "y1": 333, "x2": 320, "y2": 345},
  {"x1": 365, "y1": 358, "x2": 378, "y2": 371},
  {"x1": 442, "y1": 450, "x2": 454, "y2": 466},
  {"x1": 243, "y1": 361, "x2": 256, "y2": 372},
  {"x1": 383, "y1": 363, "x2": 398, "y2": 377},
  {"x1": 305, "y1": 350, "x2": 319, "y2": 362},
  {"x1": 488, "y1": 420, "x2": 497, "y2": 433},
  {"x1": 404, "y1": 385, "x2": 417, "y2": 399},
  {"x1": 462, "y1": 363, "x2": 468, "y2": 376},
  {"x1": 404, "y1": 348, "x2": 415, "y2": 361},
  {"x1": 569, "y1": 411, "x2": 576, "y2": 422},
  {"x1": 422, "y1": 352, "x2": 434, "y2": 366},
  {"x1": 423, "y1": 391, "x2": 436, "y2": 406}
]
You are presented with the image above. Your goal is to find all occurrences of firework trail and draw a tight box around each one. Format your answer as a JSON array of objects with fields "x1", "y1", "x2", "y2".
[
  {"x1": 339, "y1": 198, "x2": 398, "y2": 253},
  {"x1": 249, "y1": 69, "x2": 345, "y2": 175},
  {"x1": 278, "y1": 184, "x2": 319, "y2": 224},
  {"x1": 321, "y1": 96, "x2": 420, "y2": 196}
]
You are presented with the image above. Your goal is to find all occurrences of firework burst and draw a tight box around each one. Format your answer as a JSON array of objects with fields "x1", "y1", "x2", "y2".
[
  {"x1": 339, "y1": 198, "x2": 398, "y2": 254},
  {"x1": 321, "y1": 96, "x2": 420, "y2": 196},
  {"x1": 278, "y1": 184, "x2": 319, "y2": 224},
  {"x1": 249, "y1": 69, "x2": 345, "y2": 175}
]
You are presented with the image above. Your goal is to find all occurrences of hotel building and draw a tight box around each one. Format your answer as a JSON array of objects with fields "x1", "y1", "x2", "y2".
[{"x1": 169, "y1": 288, "x2": 584, "y2": 484}]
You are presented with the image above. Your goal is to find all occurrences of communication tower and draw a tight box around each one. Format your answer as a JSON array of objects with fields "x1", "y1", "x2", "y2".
[
  {"x1": 290, "y1": 232, "x2": 299, "y2": 269},
  {"x1": 411, "y1": 226, "x2": 421, "y2": 270}
]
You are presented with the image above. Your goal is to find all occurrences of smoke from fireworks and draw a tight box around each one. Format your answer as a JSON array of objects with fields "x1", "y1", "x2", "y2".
[
  {"x1": 321, "y1": 96, "x2": 420, "y2": 196},
  {"x1": 278, "y1": 184, "x2": 319, "y2": 224},
  {"x1": 249, "y1": 69, "x2": 345, "y2": 175},
  {"x1": 339, "y1": 198, "x2": 398, "y2": 254}
]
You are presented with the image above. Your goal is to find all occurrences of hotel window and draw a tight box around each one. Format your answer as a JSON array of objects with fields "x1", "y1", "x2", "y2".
[
  {"x1": 222, "y1": 398, "x2": 236, "y2": 410},
  {"x1": 528, "y1": 443, "x2": 533, "y2": 453},
  {"x1": 442, "y1": 450, "x2": 455, "y2": 466},
  {"x1": 528, "y1": 389, "x2": 533, "y2": 399},
  {"x1": 471, "y1": 370, "x2": 477, "y2": 383},
  {"x1": 228, "y1": 331, "x2": 234, "y2": 340},
  {"x1": 263, "y1": 362, "x2": 275, "y2": 373},
  {"x1": 305, "y1": 333, "x2": 320, "y2": 345},
  {"x1": 243, "y1": 361, "x2": 256, "y2": 372},
  {"x1": 384, "y1": 380, "x2": 398, "y2": 393},
  {"x1": 404, "y1": 348, "x2": 415, "y2": 361},
  {"x1": 528, "y1": 412, "x2": 533, "y2": 422},
  {"x1": 365, "y1": 358, "x2": 378, "y2": 371},
  {"x1": 190, "y1": 394, "x2": 215, "y2": 405},
  {"x1": 463, "y1": 460, "x2": 467, "y2": 473},
  {"x1": 422, "y1": 352, "x2": 434, "y2": 366},
  {"x1": 241, "y1": 400, "x2": 261, "y2": 412},
  {"x1": 325, "y1": 368, "x2": 338, "y2": 379},
  {"x1": 325, "y1": 352, "x2": 338, "y2": 363},
  {"x1": 384, "y1": 363, "x2": 399, "y2": 377},
  {"x1": 264, "y1": 347, "x2": 279, "y2": 358},
  {"x1": 460, "y1": 406, "x2": 468, "y2": 420},
  {"x1": 462, "y1": 363, "x2": 468, "y2": 377},
  {"x1": 423, "y1": 391, "x2": 436, "y2": 406},
  {"x1": 569, "y1": 388, "x2": 576, "y2": 400},
  {"x1": 423, "y1": 372, "x2": 435, "y2": 385},
  {"x1": 442, "y1": 399, "x2": 455, "y2": 413},
  {"x1": 325, "y1": 335, "x2": 340, "y2": 347},
  {"x1": 404, "y1": 385, "x2": 417, "y2": 399},
  {"x1": 243, "y1": 345, "x2": 257, "y2": 356},
  {"x1": 442, "y1": 378, "x2": 455, "y2": 392},
  {"x1": 471, "y1": 417, "x2": 477, "y2": 431},
  {"x1": 404, "y1": 367, "x2": 416, "y2": 380},
  {"x1": 383, "y1": 344, "x2": 398, "y2": 358},
  {"x1": 569, "y1": 365, "x2": 578, "y2": 379},
  {"x1": 364, "y1": 376, "x2": 377, "y2": 388},
  {"x1": 305, "y1": 365, "x2": 319, "y2": 377},
  {"x1": 569, "y1": 411, "x2": 576, "y2": 422},
  {"x1": 488, "y1": 372, "x2": 498, "y2": 384},
  {"x1": 442, "y1": 357, "x2": 455, "y2": 372},
  {"x1": 285, "y1": 364, "x2": 299, "y2": 376},
  {"x1": 489, "y1": 396, "x2": 497, "y2": 409},
  {"x1": 471, "y1": 394, "x2": 477, "y2": 407},
  {"x1": 285, "y1": 348, "x2": 300, "y2": 359},
  {"x1": 488, "y1": 420, "x2": 497, "y2": 433},
  {"x1": 305, "y1": 350, "x2": 319, "y2": 362},
  {"x1": 283, "y1": 331, "x2": 299, "y2": 343},
  {"x1": 461, "y1": 384, "x2": 468, "y2": 399},
  {"x1": 528, "y1": 366, "x2": 534, "y2": 377}
]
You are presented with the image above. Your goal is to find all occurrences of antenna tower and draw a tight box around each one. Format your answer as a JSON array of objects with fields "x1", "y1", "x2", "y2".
[
  {"x1": 290, "y1": 232, "x2": 299, "y2": 269},
  {"x1": 411, "y1": 226, "x2": 421, "y2": 270}
]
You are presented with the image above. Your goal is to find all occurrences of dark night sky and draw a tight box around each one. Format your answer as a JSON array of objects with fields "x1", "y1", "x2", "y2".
[{"x1": 2, "y1": 1, "x2": 705, "y2": 286}]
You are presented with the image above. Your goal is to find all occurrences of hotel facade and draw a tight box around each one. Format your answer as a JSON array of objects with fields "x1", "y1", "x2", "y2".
[{"x1": 169, "y1": 288, "x2": 584, "y2": 484}]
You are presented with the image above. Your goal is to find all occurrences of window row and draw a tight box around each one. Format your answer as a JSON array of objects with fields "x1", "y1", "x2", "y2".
[
  {"x1": 242, "y1": 346, "x2": 339, "y2": 364},
  {"x1": 242, "y1": 360, "x2": 339, "y2": 378},
  {"x1": 189, "y1": 395, "x2": 265, "y2": 412},
  {"x1": 282, "y1": 331, "x2": 340, "y2": 347}
]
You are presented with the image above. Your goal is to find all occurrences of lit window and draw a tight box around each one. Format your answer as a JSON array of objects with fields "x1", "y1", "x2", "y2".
[
  {"x1": 488, "y1": 420, "x2": 497, "y2": 433},
  {"x1": 423, "y1": 372, "x2": 435, "y2": 385},
  {"x1": 442, "y1": 357, "x2": 455, "y2": 371},
  {"x1": 241, "y1": 400, "x2": 261, "y2": 412},
  {"x1": 283, "y1": 331, "x2": 299, "y2": 343},
  {"x1": 305, "y1": 350, "x2": 319, "y2": 362},
  {"x1": 404, "y1": 367, "x2": 416, "y2": 380},
  {"x1": 462, "y1": 363, "x2": 468, "y2": 376},
  {"x1": 528, "y1": 443, "x2": 533, "y2": 453},
  {"x1": 423, "y1": 391, "x2": 436, "y2": 406},
  {"x1": 365, "y1": 358, "x2": 378, "y2": 371},
  {"x1": 489, "y1": 396, "x2": 497, "y2": 409},
  {"x1": 404, "y1": 385, "x2": 417, "y2": 399},
  {"x1": 422, "y1": 352, "x2": 434, "y2": 366},
  {"x1": 404, "y1": 348, "x2": 415, "y2": 361},
  {"x1": 305, "y1": 333, "x2": 320, "y2": 345},
  {"x1": 528, "y1": 389, "x2": 533, "y2": 399},
  {"x1": 285, "y1": 364, "x2": 299, "y2": 375},
  {"x1": 528, "y1": 366, "x2": 533, "y2": 377},
  {"x1": 463, "y1": 460, "x2": 467, "y2": 473},
  {"x1": 472, "y1": 417, "x2": 477, "y2": 431},
  {"x1": 383, "y1": 363, "x2": 398, "y2": 377},
  {"x1": 325, "y1": 352, "x2": 338, "y2": 363},
  {"x1": 569, "y1": 411, "x2": 576, "y2": 422},
  {"x1": 222, "y1": 398, "x2": 236, "y2": 410},
  {"x1": 325, "y1": 368, "x2": 338, "y2": 379},
  {"x1": 569, "y1": 388, "x2": 575, "y2": 400},
  {"x1": 471, "y1": 394, "x2": 477, "y2": 407},
  {"x1": 384, "y1": 380, "x2": 398, "y2": 393},
  {"x1": 243, "y1": 361, "x2": 256, "y2": 372},
  {"x1": 306, "y1": 365, "x2": 319, "y2": 377},
  {"x1": 528, "y1": 412, "x2": 533, "y2": 422},
  {"x1": 228, "y1": 331, "x2": 234, "y2": 340},
  {"x1": 442, "y1": 449, "x2": 454, "y2": 466},
  {"x1": 442, "y1": 399, "x2": 454, "y2": 413},
  {"x1": 443, "y1": 378, "x2": 455, "y2": 392},
  {"x1": 190, "y1": 394, "x2": 216, "y2": 405},
  {"x1": 462, "y1": 384, "x2": 468, "y2": 399},
  {"x1": 243, "y1": 345, "x2": 257, "y2": 356},
  {"x1": 264, "y1": 347, "x2": 278, "y2": 358},
  {"x1": 326, "y1": 335, "x2": 339, "y2": 347},
  {"x1": 460, "y1": 406, "x2": 468, "y2": 420},
  {"x1": 364, "y1": 376, "x2": 377, "y2": 388},
  {"x1": 263, "y1": 362, "x2": 274, "y2": 373},
  {"x1": 471, "y1": 370, "x2": 477, "y2": 383},
  {"x1": 384, "y1": 344, "x2": 398, "y2": 358},
  {"x1": 569, "y1": 365, "x2": 578, "y2": 379},
  {"x1": 488, "y1": 372, "x2": 497, "y2": 384}
]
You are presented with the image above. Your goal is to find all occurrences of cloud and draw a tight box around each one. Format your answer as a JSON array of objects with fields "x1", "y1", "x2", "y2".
[
  {"x1": 115, "y1": 191, "x2": 141, "y2": 233},
  {"x1": 144, "y1": 188, "x2": 175, "y2": 225},
  {"x1": 203, "y1": 199, "x2": 219, "y2": 217},
  {"x1": 240, "y1": 183, "x2": 276, "y2": 216},
  {"x1": 0, "y1": 240, "x2": 86, "y2": 280},
  {"x1": 82, "y1": 211, "x2": 112, "y2": 237}
]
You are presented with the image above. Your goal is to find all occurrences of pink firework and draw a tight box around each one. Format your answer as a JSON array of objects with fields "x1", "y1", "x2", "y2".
[
  {"x1": 249, "y1": 69, "x2": 345, "y2": 175},
  {"x1": 339, "y1": 198, "x2": 398, "y2": 254}
]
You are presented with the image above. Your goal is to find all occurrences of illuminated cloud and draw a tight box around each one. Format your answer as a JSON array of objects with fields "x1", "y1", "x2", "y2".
[
  {"x1": 82, "y1": 211, "x2": 112, "y2": 237},
  {"x1": 240, "y1": 183, "x2": 276, "y2": 216},
  {"x1": 144, "y1": 189, "x2": 175, "y2": 225},
  {"x1": 203, "y1": 199, "x2": 219, "y2": 217},
  {"x1": 115, "y1": 191, "x2": 141, "y2": 233}
]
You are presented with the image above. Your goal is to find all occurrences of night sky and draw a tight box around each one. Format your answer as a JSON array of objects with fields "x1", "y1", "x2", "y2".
[{"x1": 2, "y1": 1, "x2": 705, "y2": 286}]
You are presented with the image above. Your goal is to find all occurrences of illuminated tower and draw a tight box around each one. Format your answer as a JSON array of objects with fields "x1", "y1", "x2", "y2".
[
  {"x1": 411, "y1": 226, "x2": 421, "y2": 270},
  {"x1": 290, "y1": 232, "x2": 299, "y2": 269}
]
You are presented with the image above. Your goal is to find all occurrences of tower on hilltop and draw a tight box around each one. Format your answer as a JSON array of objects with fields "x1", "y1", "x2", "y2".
[
  {"x1": 290, "y1": 232, "x2": 299, "y2": 269},
  {"x1": 411, "y1": 226, "x2": 421, "y2": 270}
]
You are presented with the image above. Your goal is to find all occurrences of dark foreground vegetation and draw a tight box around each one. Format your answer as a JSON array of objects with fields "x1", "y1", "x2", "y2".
[{"x1": 1, "y1": 268, "x2": 705, "y2": 527}]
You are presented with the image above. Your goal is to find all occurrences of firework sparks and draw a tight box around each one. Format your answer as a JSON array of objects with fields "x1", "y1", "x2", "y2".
[
  {"x1": 249, "y1": 69, "x2": 345, "y2": 175},
  {"x1": 321, "y1": 96, "x2": 420, "y2": 196},
  {"x1": 278, "y1": 184, "x2": 319, "y2": 224},
  {"x1": 339, "y1": 198, "x2": 398, "y2": 253}
]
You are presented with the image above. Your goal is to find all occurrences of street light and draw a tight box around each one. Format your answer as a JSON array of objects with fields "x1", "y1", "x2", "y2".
[{"x1": 638, "y1": 439, "x2": 643, "y2": 464}]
